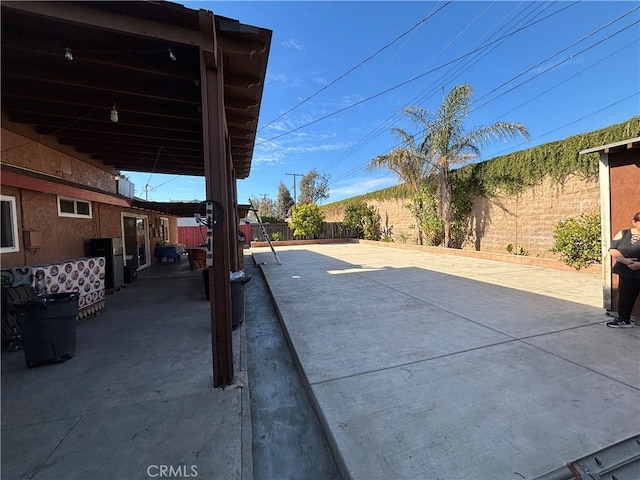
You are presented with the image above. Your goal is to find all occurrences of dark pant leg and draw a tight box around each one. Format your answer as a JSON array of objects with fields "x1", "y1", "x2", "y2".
[{"x1": 617, "y1": 275, "x2": 640, "y2": 321}]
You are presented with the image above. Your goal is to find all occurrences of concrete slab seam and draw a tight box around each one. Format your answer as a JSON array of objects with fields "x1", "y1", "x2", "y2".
[
  {"x1": 308, "y1": 338, "x2": 520, "y2": 387},
  {"x1": 518, "y1": 337, "x2": 640, "y2": 392},
  {"x1": 383, "y1": 280, "x2": 609, "y2": 343},
  {"x1": 253, "y1": 254, "x2": 352, "y2": 480},
  {"x1": 34, "y1": 414, "x2": 83, "y2": 478},
  {"x1": 379, "y1": 281, "x2": 522, "y2": 340},
  {"x1": 1, "y1": 415, "x2": 83, "y2": 431}
]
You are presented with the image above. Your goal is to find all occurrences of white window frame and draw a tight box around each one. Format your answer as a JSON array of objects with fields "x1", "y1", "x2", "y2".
[
  {"x1": 1, "y1": 195, "x2": 20, "y2": 253},
  {"x1": 57, "y1": 195, "x2": 92, "y2": 218},
  {"x1": 160, "y1": 217, "x2": 170, "y2": 242}
]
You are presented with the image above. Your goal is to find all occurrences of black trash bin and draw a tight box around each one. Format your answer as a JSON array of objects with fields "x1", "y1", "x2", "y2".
[
  {"x1": 202, "y1": 270, "x2": 251, "y2": 329},
  {"x1": 230, "y1": 272, "x2": 251, "y2": 329},
  {"x1": 15, "y1": 293, "x2": 78, "y2": 368},
  {"x1": 124, "y1": 266, "x2": 138, "y2": 283}
]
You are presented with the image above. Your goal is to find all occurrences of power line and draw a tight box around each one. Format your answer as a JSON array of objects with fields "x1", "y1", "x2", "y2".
[
  {"x1": 258, "y1": 1, "x2": 452, "y2": 132},
  {"x1": 489, "y1": 92, "x2": 640, "y2": 158},
  {"x1": 256, "y1": 1, "x2": 579, "y2": 147},
  {"x1": 320, "y1": 1, "x2": 548, "y2": 174},
  {"x1": 329, "y1": 91, "x2": 639, "y2": 188},
  {"x1": 327, "y1": 5, "x2": 638, "y2": 183},
  {"x1": 485, "y1": 38, "x2": 639, "y2": 125},
  {"x1": 470, "y1": 11, "x2": 640, "y2": 113}
]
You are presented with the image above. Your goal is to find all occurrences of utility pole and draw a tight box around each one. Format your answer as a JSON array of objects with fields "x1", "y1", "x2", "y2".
[
  {"x1": 286, "y1": 172, "x2": 304, "y2": 206},
  {"x1": 141, "y1": 184, "x2": 154, "y2": 201}
]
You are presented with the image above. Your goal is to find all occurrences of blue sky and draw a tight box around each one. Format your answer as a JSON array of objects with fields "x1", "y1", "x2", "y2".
[{"x1": 122, "y1": 1, "x2": 639, "y2": 207}]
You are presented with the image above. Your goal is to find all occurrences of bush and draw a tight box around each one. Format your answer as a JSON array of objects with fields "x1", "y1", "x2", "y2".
[
  {"x1": 290, "y1": 203, "x2": 326, "y2": 238},
  {"x1": 342, "y1": 200, "x2": 380, "y2": 240},
  {"x1": 506, "y1": 244, "x2": 530, "y2": 256},
  {"x1": 550, "y1": 212, "x2": 601, "y2": 269}
]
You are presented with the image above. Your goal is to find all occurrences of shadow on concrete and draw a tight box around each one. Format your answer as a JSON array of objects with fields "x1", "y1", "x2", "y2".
[
  {"x1": 253, "y1": 244, "x2": 640, "y2": 480},
  {"x1": 244, "y1": 256, "x2": 341, "y2": 480},
  {"x1": 1, "y1": 260, "x2": 251, "y2": 480}
]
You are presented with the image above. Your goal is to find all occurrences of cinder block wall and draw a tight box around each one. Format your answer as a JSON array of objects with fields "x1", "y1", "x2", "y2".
[{"x1": 324, "y1": 175, "x2": 600, "y2": 259}]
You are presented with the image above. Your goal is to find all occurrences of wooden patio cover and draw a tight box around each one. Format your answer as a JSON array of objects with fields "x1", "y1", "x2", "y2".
[{"x1": 1, "y1": 1, "x2": 272, "y2": 386}]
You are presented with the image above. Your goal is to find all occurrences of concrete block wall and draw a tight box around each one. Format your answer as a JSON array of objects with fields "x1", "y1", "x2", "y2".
[
  {"x1": 324, "y1": 175, "x2": 600, "y2": 259},
  {"x1": 465, "y1": 175, "x2": 600, "y2": 258}
]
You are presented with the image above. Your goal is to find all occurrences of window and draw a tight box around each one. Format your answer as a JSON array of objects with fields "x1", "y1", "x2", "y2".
[
  {"x1": 1, "y1": 195, "x2": 19, "y2": 253},
  {"x1": 57, "y1": 196, "x2": 92, "y2": 218}
]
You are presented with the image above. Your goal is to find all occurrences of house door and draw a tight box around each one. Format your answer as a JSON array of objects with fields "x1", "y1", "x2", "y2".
[{"x1": 122, "y1": 214, "x2": 150, "y2": 270}]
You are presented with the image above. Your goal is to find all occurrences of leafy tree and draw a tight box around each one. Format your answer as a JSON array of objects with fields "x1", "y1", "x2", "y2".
[
  {"x1": 250, "y1": 194, "x2": 277, "y2": 220},
  {"x1": 342, "y1": 200, "x2": 381, "y2": 240},
  {"x1": 299, "y1": 169, "x2": 330, "y2": 204},
  {"x1": 290, "y1": 203, "x2": 325, "y2": 238},
  {"x1": 276, "y1": 181, "x2": 295, "y2": 219}
]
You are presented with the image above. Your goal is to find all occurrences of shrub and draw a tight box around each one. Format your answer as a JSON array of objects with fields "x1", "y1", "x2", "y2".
[
  {"x1": 270, "y1": 231, "x2": 281, "y2": 242},
  {"x1": 397, "y1": 232, "x2": 410, "y2": 244},
  {"x1": 290, "y1": 203, "x2": 326, "y2": 238},
  {"x1": 342, "y1": 200, "x2": 381, "y2": 240},
  {"x1": 550, "y1": 212, "x2": 601, "y2": 269},
  {"x1": 506, "y1": 244, "x2": 530, "y2": 256}
]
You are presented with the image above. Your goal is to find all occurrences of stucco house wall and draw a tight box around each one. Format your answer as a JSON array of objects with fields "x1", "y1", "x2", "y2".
[{"x1": 1, "y1": 124, "x2": 179, "y2": 270}]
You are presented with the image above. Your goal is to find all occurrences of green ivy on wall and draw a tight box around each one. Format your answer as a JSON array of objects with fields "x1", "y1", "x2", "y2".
[
  {"x1": 322, "y1": 184, "x2": 411, "y2": 218},
  {"x1": 454, "y1": 116, "x2": 640, "y2": 196},
  {"x1": 322, "y1": 116, "x2": 639, "y2": 215}
]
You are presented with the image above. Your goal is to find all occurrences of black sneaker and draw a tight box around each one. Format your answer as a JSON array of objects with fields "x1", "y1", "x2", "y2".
[{"x1": 606, "y1": 319, "x2": 633, "y2": 328}]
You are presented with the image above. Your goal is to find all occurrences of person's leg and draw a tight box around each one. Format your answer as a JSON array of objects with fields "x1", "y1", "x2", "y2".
[{"x1": 613, "y1": 276, "x2": 640, "y2": 324}]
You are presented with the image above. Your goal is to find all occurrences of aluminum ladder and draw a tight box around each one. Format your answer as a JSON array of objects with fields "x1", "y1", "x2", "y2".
[{"x1": 249, "y1": 200, "x2": 282, "y2": 265}]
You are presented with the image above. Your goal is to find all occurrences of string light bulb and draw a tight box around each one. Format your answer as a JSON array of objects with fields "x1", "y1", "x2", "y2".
[
  {"x1": 64, "y1": 48, "x2": 73, "y2": 61},
  {"x1": 110, "y1": 103, "x2": 119, "y2": 123},
  {"x1": 168, "y1": 49, "x2": 176, "y2": 61}
]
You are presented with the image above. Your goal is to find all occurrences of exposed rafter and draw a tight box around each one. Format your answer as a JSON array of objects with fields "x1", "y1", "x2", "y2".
[{"x1": 1, "y1": 1, "x2": 271, "y2": 180}]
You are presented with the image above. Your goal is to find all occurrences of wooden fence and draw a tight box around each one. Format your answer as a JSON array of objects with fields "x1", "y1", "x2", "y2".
[{"x1": 250, "y1": 222, "x2": 357, "y2": 242}]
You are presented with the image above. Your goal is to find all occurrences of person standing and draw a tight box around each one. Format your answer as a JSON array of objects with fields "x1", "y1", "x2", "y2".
[{"x1": 607, "y1": 211, "x2": 640, "y2": 327}]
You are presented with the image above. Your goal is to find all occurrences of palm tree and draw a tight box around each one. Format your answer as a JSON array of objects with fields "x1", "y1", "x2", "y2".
[
  {"x1": 367, "y1": 127, "x2": 436, "y2": 244},
  {"x1": 425, "y1": 84, "x2": 530, "y2": 247},
  {"x1": 370, "y1": 84, "x2": 530, "y2": 248}
]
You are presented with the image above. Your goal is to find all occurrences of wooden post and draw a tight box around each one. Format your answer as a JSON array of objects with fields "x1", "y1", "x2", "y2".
[
  {"x1": 229, "y1": 149, "x2": 239, "y2": 273},
  {"x1": 200, "y1": 11, "x2": 233, "y2": 387}
]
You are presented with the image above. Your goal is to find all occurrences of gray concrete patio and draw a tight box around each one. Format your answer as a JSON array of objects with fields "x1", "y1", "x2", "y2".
[
  {"x1": 1, "y1": 260, "x2": 252, "y2": 480},
  {"x1": 252, "y1": 242, "x2": 640, "y2": 480}
]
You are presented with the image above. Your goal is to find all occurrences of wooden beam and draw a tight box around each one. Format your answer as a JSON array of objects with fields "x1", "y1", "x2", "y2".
[
  {"x1": 2, "y1": 2, "x2": 202, "y2": 46},
  {"x1": 225, "y1": 97, "x2": 258, "y2": 111},
  {"x1": 225, "y1": 73, "x2": 262, "y2": 89},
  {"x1": 200, "y1": 10, "x2": 234, "y2": 388}
]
